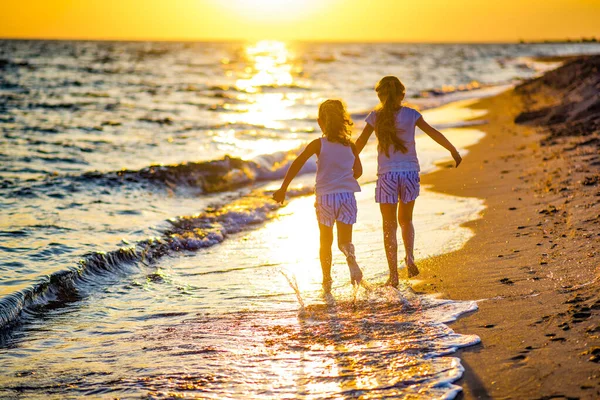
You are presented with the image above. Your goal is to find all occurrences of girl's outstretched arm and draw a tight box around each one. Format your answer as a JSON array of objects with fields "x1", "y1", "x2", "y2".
[
  {"x1": 351, "y1": 143, "x2": 363, "y2": 179},
  {"x1": 355, "y1": 124, "x2": 374, "y2": 154},
  {"x1": 272, "y1": 139, "x2": 320, "y2": 203},
  {"x1": 416, "y1": 117, "x2": 462, "y2": 167}
]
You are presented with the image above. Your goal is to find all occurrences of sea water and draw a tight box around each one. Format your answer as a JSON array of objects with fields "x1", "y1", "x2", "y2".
[{"x1": 1, "y1": 40, "x2": 600, "y2": 398}]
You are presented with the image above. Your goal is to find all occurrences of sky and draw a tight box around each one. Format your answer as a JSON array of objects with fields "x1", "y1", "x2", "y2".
[{"x1": 1, "y1": 0, "x2": 599, "y2": 42}]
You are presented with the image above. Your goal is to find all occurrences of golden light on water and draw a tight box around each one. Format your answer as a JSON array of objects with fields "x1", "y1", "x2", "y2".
[
  {"x1": 217, "y1": 41, "x2": 307, "y2": 157},
  {"x1": 236, "y1": 41, "x2": 294, "y2": 92},
  {"x1": 265, "y1": 196, "x2": 322, "y2": 289},
  {"x1": 238, "y1": 93, "x2": 295, "y2": 129}
]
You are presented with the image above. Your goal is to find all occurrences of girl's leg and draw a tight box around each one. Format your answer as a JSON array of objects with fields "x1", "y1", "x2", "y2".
[
  {"x1": 398, "y1": 200, "x2": 419, "y2": 278},
  {"x1": 380, "y1": 203, "x2": 399, "y2": 287},
  {"x1": 336, "y1": 222, "x2": 362, "y2": 284},
  {"x1": 318, "y1": 223, "x2": 334, "y2": 292}
]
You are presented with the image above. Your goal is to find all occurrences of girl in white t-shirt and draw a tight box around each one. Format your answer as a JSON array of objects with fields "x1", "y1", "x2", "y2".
[
  {"x1": 273, "y1": 100, "x2": 363, "y2": 292},
  {"x1": 356, "y1": 76, "x2": 462, "y2": 287}
]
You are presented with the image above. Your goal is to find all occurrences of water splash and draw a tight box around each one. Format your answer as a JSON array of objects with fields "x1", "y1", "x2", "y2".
[{"x1": 279, "y1": 269, "x2": 305, "y2": 309}]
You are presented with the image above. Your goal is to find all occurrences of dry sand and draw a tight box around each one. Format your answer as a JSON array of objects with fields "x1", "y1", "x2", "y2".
[{"x1": 417, "y1": 56, "x2": 600, "y2": 399}]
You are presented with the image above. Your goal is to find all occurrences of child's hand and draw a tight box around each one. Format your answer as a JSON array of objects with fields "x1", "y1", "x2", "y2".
[
  {"x1": 272, "y1": 188, "x2": 286, "y2": 204},
  {"x1": 451, "y1": 150, "x2": 462, "y2": 167}
]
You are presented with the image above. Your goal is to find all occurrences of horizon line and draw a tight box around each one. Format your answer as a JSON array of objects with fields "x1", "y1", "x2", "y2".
[{"x1": 1, "y1": 35, "x2": 597, "y2": 45}]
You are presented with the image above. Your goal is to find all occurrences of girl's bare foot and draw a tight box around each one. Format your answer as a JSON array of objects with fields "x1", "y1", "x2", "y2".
[
  {"x1": 323, "y1": 278, "x2": 332, "y2": 293},
  {"x1": 385, "y1": 278, "x2": 398, "y2": 288},
  {"x1": 340, "y1": 243, "x2": 362, "y2": 285},
  {"x1": 385, "y1": 272, "x2": 399, "y2": 288},
  {"x1": 405, "y1": 257, "x2": 419, "y2": 278},
  {"x1": 347, "y1": 255, "x2": 363, "y2": 285}
]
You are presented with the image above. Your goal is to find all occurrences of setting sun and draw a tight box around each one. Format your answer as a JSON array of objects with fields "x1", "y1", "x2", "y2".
[{"x1": 217, "y1": 0, "x2": 324, "y2": 23}]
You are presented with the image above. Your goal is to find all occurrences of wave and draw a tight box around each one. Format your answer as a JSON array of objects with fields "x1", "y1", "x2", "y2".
[
  {"x1": 81, "y1": 149, "x2": 316, "y2": 193},
  {"x1": 207, "y1": 83, "x2": 312, "y2": 94},
  {"x1": 418, "y1": 81, "x2": 486, "y2": 97},
  {"x1": 0, "y1": 186, "x2": 315, "y2": 332},
  {"x1": 0, "y1": 58, "x2": 31, "y2": 70},
  {"x1": 3, "y1": 147, "x2": 317, "y2": 197}
]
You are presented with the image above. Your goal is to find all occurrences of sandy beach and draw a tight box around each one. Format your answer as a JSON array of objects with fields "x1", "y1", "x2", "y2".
[{"x1": 419, "y1": 55, "x2": 600, "y2": 399}]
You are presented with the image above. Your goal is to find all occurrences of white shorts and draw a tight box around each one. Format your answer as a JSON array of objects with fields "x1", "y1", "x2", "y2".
[
  {"x1": 375, "y1": 171, "x2": 420, "y2": 204},
  {"x1": 315, "y1": 192, "x2": 357, "y2": 227}
]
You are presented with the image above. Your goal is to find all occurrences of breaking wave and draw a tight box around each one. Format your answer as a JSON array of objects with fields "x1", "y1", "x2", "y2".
[{"x1": 0, "y1": 187, "x2": 314, "y2": 331}]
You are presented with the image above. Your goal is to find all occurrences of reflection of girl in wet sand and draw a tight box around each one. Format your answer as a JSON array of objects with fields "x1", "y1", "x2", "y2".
[
  {"x1": 356, "y1": 76, "x2": 462, "y2": 287},
  {"x1": 273, "y1": 100, "x2": 363, "y2": 292}
]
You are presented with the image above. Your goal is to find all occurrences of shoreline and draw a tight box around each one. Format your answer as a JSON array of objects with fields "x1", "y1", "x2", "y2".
[
  {"x1": 2, "y1": 40, "x2": 599, "y2": 399},
  {"x1": 418, "y1": 56, "x2": 599, "y2": 398}
]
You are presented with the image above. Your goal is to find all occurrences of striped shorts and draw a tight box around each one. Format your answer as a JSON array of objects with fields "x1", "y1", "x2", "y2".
[
  {"x1": 315, "y1": 192, "x2": 358, "y2": 227},
  {"x1": 375, "y1": 171, "x2": 420, "y2": 204}
]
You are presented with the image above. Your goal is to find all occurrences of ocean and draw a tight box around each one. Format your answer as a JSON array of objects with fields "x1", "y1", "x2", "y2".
[{"x1": 1, "y1": 39, "x2": 599, "y2": 398}]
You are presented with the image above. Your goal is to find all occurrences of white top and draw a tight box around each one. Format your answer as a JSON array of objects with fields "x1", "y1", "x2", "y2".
[
  {"x1": 315, "y1": 138, "x2": 361, "y2": 196},
  {"x1": 365, "y1": 106, "x2": 422, "y2": 174}
]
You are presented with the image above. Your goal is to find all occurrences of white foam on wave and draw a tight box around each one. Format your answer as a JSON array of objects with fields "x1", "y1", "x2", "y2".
[{"x1": 413, "y1": 84, "x2": 513, "y2": 110}]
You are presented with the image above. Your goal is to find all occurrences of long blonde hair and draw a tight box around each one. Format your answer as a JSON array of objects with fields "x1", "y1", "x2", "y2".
[
  {"x1": 318, "y1": 99, "x2": 353, "y2": 146},
  {"x1": 375, "y1": 76, "x2": 407, "y2": 156}
]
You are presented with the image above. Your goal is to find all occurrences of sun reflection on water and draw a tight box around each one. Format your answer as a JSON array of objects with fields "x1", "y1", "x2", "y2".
[
  {"x1": 236, "y1": 40, "x2": 294, "y2": 91},
  {"x1": 211, "y1": 40, "x2": 314, "y2": 159},
  {"x1": 264, "y1": 196, "x2": 323, "y2": 291},
  {"x1": 227, "y1": 41, "x2": 306, "y2": 130}
]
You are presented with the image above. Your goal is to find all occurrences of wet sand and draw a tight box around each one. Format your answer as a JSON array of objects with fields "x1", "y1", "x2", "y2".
[{"x1": 418, "y1": 56, "x2": 600, "y2": 398}]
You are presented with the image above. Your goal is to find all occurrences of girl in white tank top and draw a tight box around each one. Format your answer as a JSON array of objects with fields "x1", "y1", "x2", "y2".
[{"x1": 273, "y1": 100, "x2": 363, "y2": 293}]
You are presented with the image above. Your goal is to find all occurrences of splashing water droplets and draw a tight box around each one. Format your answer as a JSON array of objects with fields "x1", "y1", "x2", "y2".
[{"x1": 279, "y1": 269, "x2": 305, "y2": 309}]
